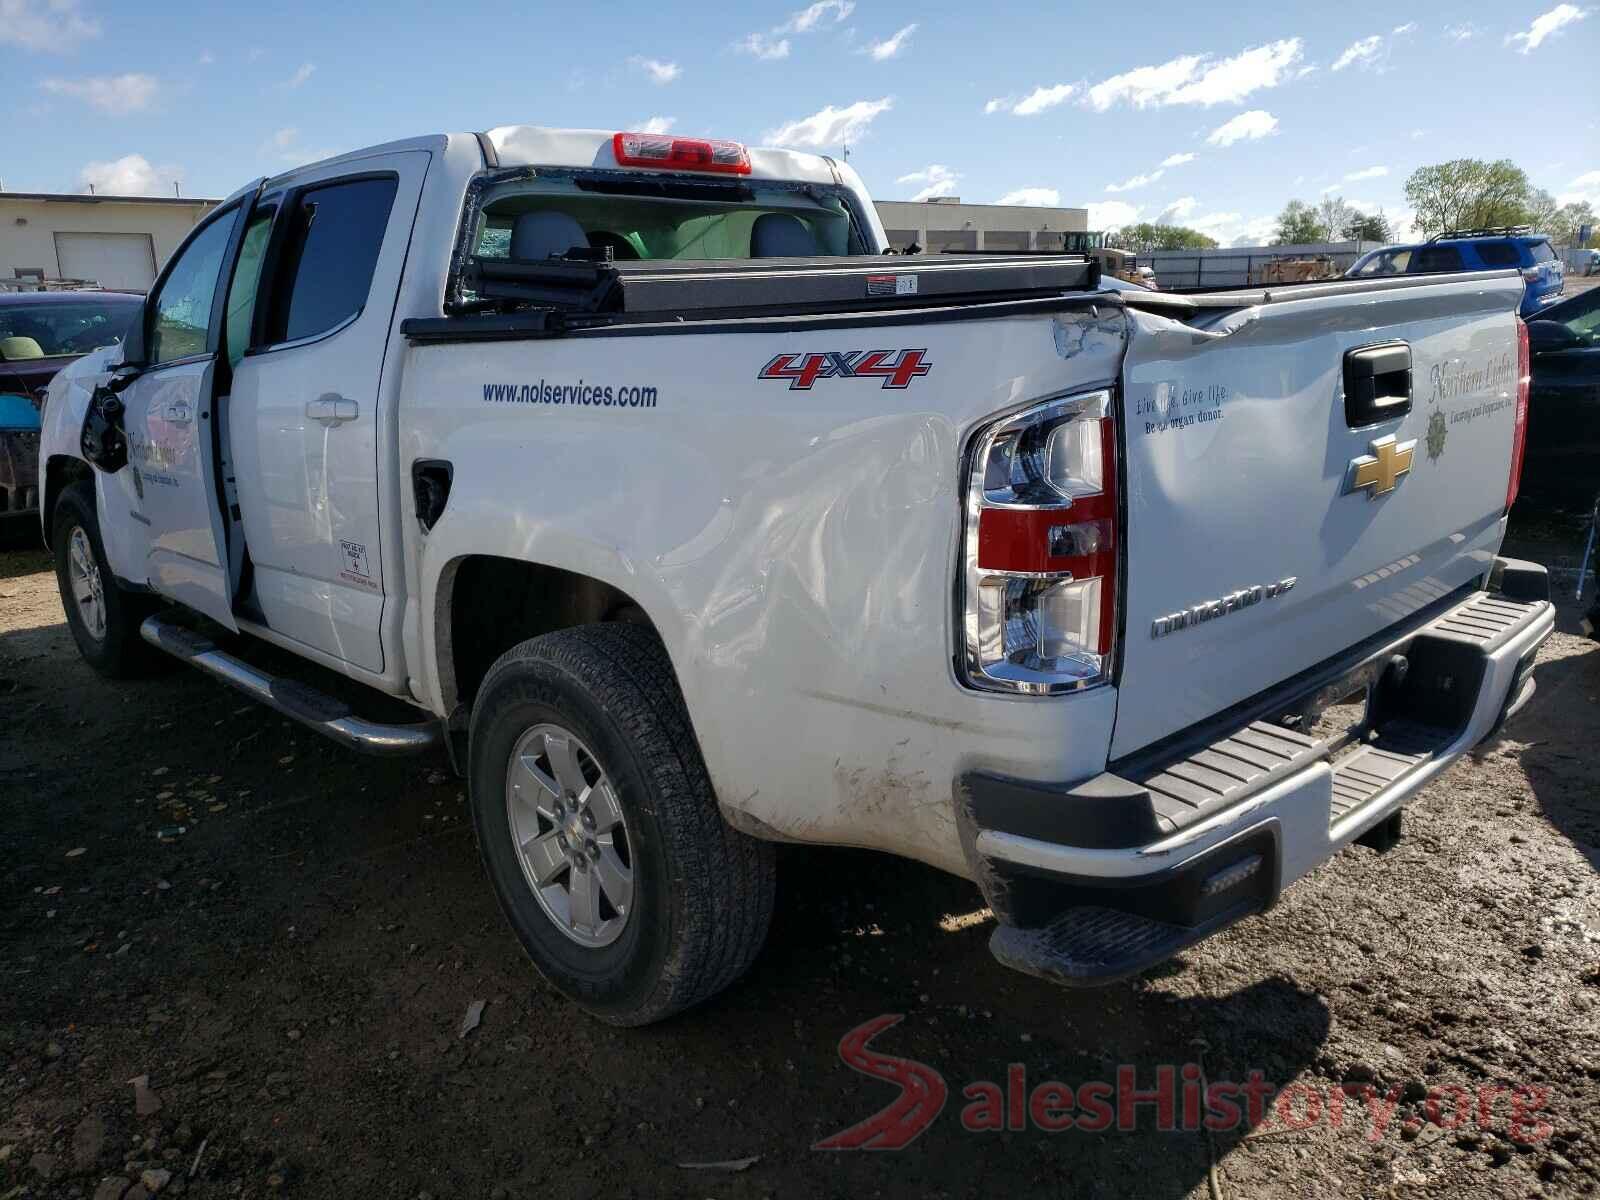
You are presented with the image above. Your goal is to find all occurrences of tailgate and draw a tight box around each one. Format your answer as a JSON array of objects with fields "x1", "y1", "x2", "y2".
[{"x1": 1111, "y1": 273, "x2": 1525, "y2": 757}]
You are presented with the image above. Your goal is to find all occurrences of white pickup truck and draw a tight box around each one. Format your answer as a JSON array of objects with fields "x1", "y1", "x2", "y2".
[{"x1": 38, "y1": 126, "x2": 1553, "y2": 1025}]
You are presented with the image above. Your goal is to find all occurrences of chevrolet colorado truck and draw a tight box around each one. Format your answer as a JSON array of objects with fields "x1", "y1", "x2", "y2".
[{"x1": 37, "y1": 126, "x2": 1553, "y2": 1025}]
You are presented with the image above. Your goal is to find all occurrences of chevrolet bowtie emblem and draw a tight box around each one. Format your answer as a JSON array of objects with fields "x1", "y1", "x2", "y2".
[{"x1": 1343, "y1": 434, "x2": 1416, "y2": 498}]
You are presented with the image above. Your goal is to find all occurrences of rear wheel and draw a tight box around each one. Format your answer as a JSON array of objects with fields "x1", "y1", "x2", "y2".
[
  {"x1": 52, "y1": 482, "x2": 161, "y2": 678},
  {"x1": 468, "y1": 623, "x2": 776, "y2": 1025}
]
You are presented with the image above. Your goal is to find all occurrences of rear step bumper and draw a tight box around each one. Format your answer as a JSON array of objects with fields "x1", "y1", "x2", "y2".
[
  {"x1": 964, "y1": 560, "x2": 1555, "y2": 987},
  {"x1": 140, "y1": 614, "x2": 443, "y2": 757}
]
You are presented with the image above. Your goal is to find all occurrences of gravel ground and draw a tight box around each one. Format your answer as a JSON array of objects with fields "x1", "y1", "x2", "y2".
[{"x1": 1, "y1": 512, "x2": 1597, "y2": 1200}]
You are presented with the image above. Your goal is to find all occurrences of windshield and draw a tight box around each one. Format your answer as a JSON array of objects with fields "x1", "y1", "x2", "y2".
[
  {"x1": 473, "y1": 174, "x2": 860, "y2": 264},
  {"x1": 1550, "y1": 288, "x2": 1600, "y2": 344},
  {"x1": 0, "y1": 298, "x2": 136, "y2": 360}
]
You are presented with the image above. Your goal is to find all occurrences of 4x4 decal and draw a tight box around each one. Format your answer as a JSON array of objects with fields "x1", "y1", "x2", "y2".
[{"x1": 758, "y1": 349, "x2": 932, "y2": 391}]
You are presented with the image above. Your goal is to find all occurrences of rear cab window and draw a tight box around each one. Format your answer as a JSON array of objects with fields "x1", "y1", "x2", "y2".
[
  {"x1": 1528, "y1": 240, "x2": 1556, "y2": 264},
  {"x1": 470, "y1": 171, "x2": 863, "y2": 266}
]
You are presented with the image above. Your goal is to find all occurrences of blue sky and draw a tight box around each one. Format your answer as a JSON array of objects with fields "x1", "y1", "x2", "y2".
[{"x1": 4, "y1": 0, "x2": 1597, "y2": 244}]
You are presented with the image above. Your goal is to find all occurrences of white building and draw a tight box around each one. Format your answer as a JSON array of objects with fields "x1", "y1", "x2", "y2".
[
  {"x1": 0, "y1": 192, "x2": 218, "y2": 292},
  {"x1": 875, "y1": 197, "x2": 1095, "y2": 254}
]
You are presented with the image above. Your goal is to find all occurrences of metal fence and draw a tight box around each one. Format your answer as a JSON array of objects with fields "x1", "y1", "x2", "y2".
[{"x1": 1144, "y1": 241, "x2": 1381, "y2": 291}]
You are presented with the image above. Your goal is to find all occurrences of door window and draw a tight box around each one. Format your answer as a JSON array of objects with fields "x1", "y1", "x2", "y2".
[
  {"x1": 1475, "y1": 242, "x2": 1521, "y2": 268},
  {"x1": 1409, "y1": 245, "x2": 1464, "y2": 273},
  {"x1": 223, "y1": 207, "x2": 276, "y2": 369},
  {"x1": 148, "y1": 212, "x2": 235, "y2": 364},
  {"x1": 265, "y1": 177, "x2": 397, "y2": 345}
]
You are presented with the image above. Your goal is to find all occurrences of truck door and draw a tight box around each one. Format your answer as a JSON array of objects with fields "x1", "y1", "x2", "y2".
[
  {"x1": 228, "y1": 152, "x2": 429, "y2": 674},
  {"x1": 117, "y1": 194, "x2": 259, "y2": 630}
]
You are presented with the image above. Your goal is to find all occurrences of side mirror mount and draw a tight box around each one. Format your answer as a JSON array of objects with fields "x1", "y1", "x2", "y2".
[
  {"x1": 1524, "y1": 320, "x2": 1578, "y2": 352},
  {"x1": 118, "y1": 300, "x2": 149, "y2": 368}
]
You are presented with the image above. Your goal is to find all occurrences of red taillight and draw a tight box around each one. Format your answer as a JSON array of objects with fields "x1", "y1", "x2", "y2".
[
  {"x1": 612, "y1": 132, "x2": 751, "y2": 175},
  {"x1": 961, "y1": 393, "x2": 1119, "y2": 693},
  {"x1": 1507, "y1": 317, "x2": 1530, "y2": 510}
]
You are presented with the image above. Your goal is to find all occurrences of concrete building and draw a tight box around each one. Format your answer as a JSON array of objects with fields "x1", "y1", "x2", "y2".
[
  {"x1": 0, "y1": 192, "x2": 219, "y2": 292},
  {"x1": 875, "y1": 197, "x2": 1095, "y2": 254}
]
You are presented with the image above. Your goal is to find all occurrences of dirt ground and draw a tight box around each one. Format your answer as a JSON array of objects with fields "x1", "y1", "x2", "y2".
[{"x1": 2, "y1": 510, "x2": 1598, "y2": 1200}]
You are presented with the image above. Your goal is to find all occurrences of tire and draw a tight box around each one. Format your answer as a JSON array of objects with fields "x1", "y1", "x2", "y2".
[
  {"x1": 52, "y1": 481, "x2": 162, "y2": 678},
  {"x1": 467, "y1": 623, "x2": 776, "y2": 1026}
]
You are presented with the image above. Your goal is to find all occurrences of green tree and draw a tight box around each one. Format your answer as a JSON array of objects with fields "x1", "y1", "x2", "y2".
[
  {"x1": 1525, "y1": 190, "x2": 1596, "y2": 245},
  {"x1": 1106, "y1": 223, "x2": 1218, "y2": 254},
  {"x1": 1342, "y1": 211, "x2": 1393, "y2": 242},
  {"x1": 1272, "y1": 200, "x2": 1325, "y2": 244},
  {"x1": 1316, "y1": 196, "x2": 1355, "y2": 243},
  {"x1": 1555, "y1": 201, "x2": 1597, "y2": 246},
  {"x1": 1403, "y1": 159, "x2": 1532, "y2": 235}
]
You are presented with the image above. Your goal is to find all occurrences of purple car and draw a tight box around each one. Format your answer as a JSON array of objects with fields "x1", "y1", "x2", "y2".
[{"x1": 1, "y1": 290, "x2": 142, "y2": 522}]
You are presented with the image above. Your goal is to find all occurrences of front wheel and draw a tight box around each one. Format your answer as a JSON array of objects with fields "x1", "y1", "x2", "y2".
[
  {"x1": 52, "y1": 482, "x2": 161, "y2": 678},
  {"x1": 467, "y1": 624, "x2": 776, "y2": 1025}
]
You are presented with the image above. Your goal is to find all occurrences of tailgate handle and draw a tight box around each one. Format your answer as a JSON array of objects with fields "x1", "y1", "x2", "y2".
[{"x1": 1344, "y1": 342, "x2": 1412, "y2": 427}]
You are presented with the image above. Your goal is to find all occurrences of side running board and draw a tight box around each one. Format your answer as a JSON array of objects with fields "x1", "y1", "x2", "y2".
[{"x1": 140, "y1": 614, "x2": 443, "y2": 757}]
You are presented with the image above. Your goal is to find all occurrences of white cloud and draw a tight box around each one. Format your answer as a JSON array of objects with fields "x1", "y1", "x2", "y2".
[
  {"x1": 636, "y1": 116, "x2": 676, "y2": 135},
  {"x1": 779, "y1": 0, "x2": 854, "y2": 33},
  {"x1": 1155, "y1": 196, "x2": 1198, "y2": 223},
  {"x1": 1508, "y1": 4, "x2": 1588, "y2": 53},
  {"x1": 198, "y1": 49, "x2": 215, "y2": 65},
  {"x1": 1561, "y1": 168, "x2": 1600, "y2": 207},
  {"x1": 983, "y1": 95, "x2": 1013, "y2": 114},
  {"x1": 996, "y1": 187, "x2": 1062, "y2": 207},
  {"x1": 260, "y1": 126, "x2": 339, "y2": 166},
  {"x1": 738, "y1": 2, "x2": 851, "y2": 62},
  {"x1": 1086, "y1": 38, "x2": 1303, "y2": 110},
  {"x1": 1087, "y1": 199, "x2": 1141, "y2": 229},
  {"x1": 897, "y1": 163, "x2": 960, "y2": 201},
  {"x1": 76, "y1": 153, "x2": 185, "y2": 198},
  {"x1": 41, "y1": 73, "x2": 159, "y2": 115},
  {"x1": 1160, "y1": 152, "x2": 1197, "y2": 167},
  {"x1": 1205, "y1": 109, "x2": 1278, "y2": 146},
  {"x1": 630, "y1": 56, "x2": 680, "y2": 84},
  {"x1": 764, "y1": 96, "x2": 891, "y2": 148},
  {"x1": 281, "y1": 62, "x2": 314, "y2": 88},
  {"x1": 1181, "y1": 210, "x2": 1276, "y2": 245},
  {"x1": 1105, "y1": 169, "x2": 1164, "y2": 193},
  {"x1": 866, "y1": 23, "x2": 917, "y2": 60},
  {"x1": 735, "y1": 33, "x2": 791, "y2": 59},
  {"x1": 0, "y1": 0, "x2": 100, "y2": 52},
  {"x1": 1331, "y1": 35, "x2": 1383, "y2": 71},
  {"x1": 1011, "y1": 82, "x2": 1078, "y2": 116},
  {"x1": 1345, "y1": 165, "x2": 1389, "y2": 181},
  {"x1": 1392, "y1": 22, "x2": 1418, "y2": 35},
  {"x1": 1445, "y1": 22, "x2": 1480, "y2": 40},
  {"x1": 1086, "y1": 54, "x2": 1202, "y2": 110}
]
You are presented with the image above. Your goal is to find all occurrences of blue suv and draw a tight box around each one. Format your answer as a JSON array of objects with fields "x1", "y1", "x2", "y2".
[{"x1": 1347, "y1": 227, "x2": 1565, "y2": 318}]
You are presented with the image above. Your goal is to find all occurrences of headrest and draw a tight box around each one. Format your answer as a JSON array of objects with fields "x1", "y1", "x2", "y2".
[
  {"x1": 510, "y1": 211, "x2": 589, "y2": 261},
  {"x1": 750, "y1": 213, "x2": 817, "y2": 258},
  {"x1": 0, "y1": 335, "x2": 44, "y2": 361}
]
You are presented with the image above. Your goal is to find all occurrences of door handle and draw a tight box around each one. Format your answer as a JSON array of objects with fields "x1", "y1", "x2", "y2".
[
  {"x1": 1343, "y1": 342, "x2": 1412, "y2": 427},
  {"x1": 164, "y1": 401, "x2": 192, "y2": 424},
  {"x1": 305, "y1": 394, "x2": 359, "y2": 427}
]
